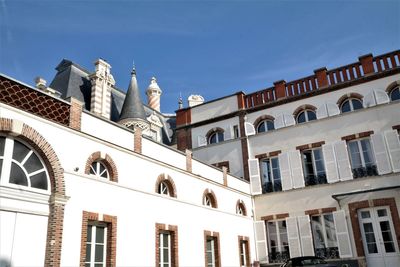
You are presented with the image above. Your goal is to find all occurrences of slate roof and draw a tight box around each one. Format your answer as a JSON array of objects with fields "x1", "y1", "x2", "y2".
[
  {"x1": 48, "y1": 59, "x2": 176, "y2": 145},
  {"x1": 119, "y1": 69, "x2": 147, "y2": 121}
]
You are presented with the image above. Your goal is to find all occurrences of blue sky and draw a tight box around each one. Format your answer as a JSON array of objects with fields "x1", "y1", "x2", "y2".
[{"x1": 0, "y1": 0, "x2": 399, "y2": 113}]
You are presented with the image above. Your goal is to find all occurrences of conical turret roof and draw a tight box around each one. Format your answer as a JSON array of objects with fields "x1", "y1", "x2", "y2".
[{"x1": 119, "y1": 68, "x2": 147, "y2": 121}]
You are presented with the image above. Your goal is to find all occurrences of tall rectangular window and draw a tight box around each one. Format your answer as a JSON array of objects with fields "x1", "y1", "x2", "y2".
[
  {"x1": 238, "y1": 237, "x2": 250, "y2": 267},
  {"x1": 204, "y1": 231, "x2": 220, "y2": 267},
  {"x1": 347, "y1": 138, "x2": 377, "y2": 178},
  {"x1": 156, "y1": 224, "x2": 178, "y2": 267},
  {"x1": 260, "y1": 157, "x2": 281, "y2": 193},
  {"x1": 85, "y1": 223, "x2": 107, "y2": 267},
  {"x1": 311, "y1": 213, "x2": 339, "y2": 259},
  {"x1": 266, "y1": 220, "x2": 289, "y2": 263},
  {"x1": 301, "y1": 148, "x2": 327, "y2": 186},
  {"x1": 233, "y1": 125, "x2": 239, "y2": 139}
]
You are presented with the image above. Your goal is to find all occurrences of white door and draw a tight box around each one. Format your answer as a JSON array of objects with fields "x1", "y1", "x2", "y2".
[{"x1": 358, "y1": 207, "x2": 400, "y2": 267}]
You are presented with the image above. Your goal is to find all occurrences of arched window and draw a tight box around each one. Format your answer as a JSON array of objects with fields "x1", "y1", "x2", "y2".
[
  {"x1": 202, "y1": 189, "x2": 217, "y2": 208},
  {"x1": 155, "y1": 174, "x2": 177, "y2": 198},
  {"x1": 206, "y1": 128, "x2": 224, "y2": 144},
  {"x1": 85, "y1": 152, "x2": 118, "y2": 182},
  {"x1": 255, "y1": 115, "x2": 275, "y2": 133},
  {"x1": 337, "y1": 93, "x2": 363, "y2": 114},
  {"x1": 389, "y1": 86, "x2": 400, "y2": 101},
  {"x1": 0, "y1": 136, "x2": 49, "y2": 191},
  {"x1": 296, "y1": 109, "x2": 316, "y2": 124},
  {"x1": 89, "y1": 161, "x2": 109, "y2": 179},
  {"x1": 236, "y1": 200, "x2": 247, "y2": 216}
]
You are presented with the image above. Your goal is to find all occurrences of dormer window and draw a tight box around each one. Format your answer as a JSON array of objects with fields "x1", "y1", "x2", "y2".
[
  {"x1": 206, "y1": 128, "x2": 225, "y2": 145},
  {"x1": 257, "y1": 119, "x2": 275, "y2": 133},
  {"x1": 296, "y1": 109, "x2": 316, "y2": 124}
]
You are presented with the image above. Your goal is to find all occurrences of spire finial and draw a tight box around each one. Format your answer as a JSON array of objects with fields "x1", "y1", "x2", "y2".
[
  {"x1": 131, "y1": 59, "x2": 136, "y2": 75},
  {"x1": 178, "y1": 92, "x2": 183, "y2": 109}
]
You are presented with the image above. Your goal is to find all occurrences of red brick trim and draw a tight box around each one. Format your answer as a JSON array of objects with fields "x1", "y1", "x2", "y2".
[
  {"x1": 202, "y1": 189, "x2": 218, "y2": 208},
  {"x1": 155, "y1": 223, "x2": 179, "y2": 267},
  {"x1": 261, "y1": 213, "x2": 289, "y2": 221},
  {"x1": 359, "y1": 54, "x2": 374, "y2": 75},
  {"x1": 0, "y1": 118, "x2": 66, "y2": 267},
  {"x1": 236, "y1": 199, "x2": 247, "y2": 216},
  {"x1": 237, "y1": 92, "x2": 246, "y2": 110},
  {"x1": 177, "y1": 128, "x2": 192, "y2": 152},
  {"x1": 296, "y1": 141, "x2": 325, "y2": 151},
  {"x1": 134, "y1": 128, "x2": 142, "y2": 154},
  {"x1": 255, "y1": 150, "x2": 281, "y2": 159},
  {"x1": 293, "y1": 104, "x2": 317, "y2": 117},
  {"x1": 349, "y1": 197, "x2": 400, "y2": 257},
  {"x1": 84, "y1": 151, "x2": 118, "y2": 182},
  {"x1": 253, "y1": 115, "x2": 275, "y2": 130},
  {"x1": 238, "y1": 236, "x2": 251, "y2": 267},
  {"x1": 204, "y1": 230, "x2": 221, "y2": 267},
  {"x1": 79, "y1": 211, "x2": 117, "y2": 267},
  {"x1": 341, "y1": 131, "x2": 374, "y2": 141},
  {"x1": 386, "y1": 80, "x2": 400, "y2": 93},
  {"x1": 69, "y1": 98, "x2": 83, "y2": 130},
  {"x1": 314, "y1": 67, "x2": 328, "y2": 88},
  {"x1": 305, "y1": 207, "x2": 337, "y2": 216},
  {"x1": 337, "y1": 92, "x2": 363, "y2": 107},
  {"x1": 155, "y1": 173, "x2": 177, "y2": 198}
]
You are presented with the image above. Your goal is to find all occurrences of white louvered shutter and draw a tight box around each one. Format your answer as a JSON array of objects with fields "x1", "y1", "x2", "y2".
[
  {"x1": 297, "y1": 215, "x2": 315, "y2": 256},
  {"x1": 224, "y1": 125, "x2": 233, "y2": 140},
  {"x1": 284, "y1": 113, "x2": 295, "y2": 127},
  {"x1": 326, "y1": 102, "x2": 340, "y2": 117},
  {"x1": 244, "y1": 122, "x2": 256, "y2": 136},
  {"x1": 316, "y1": 103, "x2": 328, "y2": 119},
  {"x1": 254, "y1": 221, "x2": 269, "y2": 263},
  {"x1": 384, "y1": 130, "x2": 400, "y2": 172},
  {"x1": 197, "y1": 135, "x2": 207, "y2": 147},
  {"x1": 289, "y1": 150, "x2": 305, "y2": 189},
  {"x1": 274, "y1": 114, "x2": 286, "y2": 129},
  {"x1": 334, "y1": 141, "x2": 353, "y2": 181},
  {"x1": 248, "y1": 159, "x2": 262, "y2": 195},
  {"x1": 374, "y1": 89, "x2": 390, "y2": 105},
  {"x1": 278, "y1": 152, "x2": 292, "y2": 191},
  {"x1": 322, "y1": 143, "x2": 339, "y2": 183},
  {"x1": 333, "y1": 210, "x2": 352, "y2": 258},
  {"x1": 363, "y1": 91, "x2": 376, "y2": 108},
  {"x1": 286, "y1": 217, "x2": 302, "y2": 258},
  {"x1": 370, "y1": 133, "x2": 392, "y2": 175}
]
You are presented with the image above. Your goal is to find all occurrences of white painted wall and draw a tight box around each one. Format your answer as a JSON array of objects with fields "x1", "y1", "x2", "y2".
[{"x1": 191, "y1": 95, "x2": 238, "y2": 124}]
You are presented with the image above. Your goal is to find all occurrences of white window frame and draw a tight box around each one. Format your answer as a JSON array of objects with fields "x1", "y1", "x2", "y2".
[
  {"x1": 206, "y1": 237, "x2": 216, "y2": 267},
  {"x1": 266, "y1": 219, "x2": 289, "y2": 263},
  {"x1": 296, "y1": 109, "x2": 316, "y2": 124},
  {"x1": 158, "y1": 181, "x2": 170, "y2": 196},
  {"x1": 90, "y1": 161, "x2": 110, "y2": 179},
  {"x1": 239, "y1": 240, "x2": 248, "y2": 267},
  {"x1": 260, "y1": 157, "x2": 282, "y2": 193},
  {"x1": 85, "y1": 223, "x2": 108, "y2": 267},
  {"x1": 0, "y1": 135, "x2": 50, "y2": 193},
  {"x1": 301, "y1": 148, "x2": 326, "y2": 185},
  {"x1": 340, "y1": 98, "x2": 363, "y2": 113},
  {"x1": 347, "y1": 138, "x2": 376, "y2": 169},
  {"x1": 208, "y1": 131, "x2": 224, "y2": 144},
  {"x1": 257, "y1": 119, "x2": 275, "y2": 133},
  {"x1": 159, "y1": 231, "x2": 172, "y2": 267},
  {"x1": 310, "y1": 213, "x2": 339, "y2": 259}
]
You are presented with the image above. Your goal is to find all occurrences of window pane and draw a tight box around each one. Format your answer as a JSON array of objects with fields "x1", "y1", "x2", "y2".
[
  {"x1": 341, "y1": 101, "x2": 351, "y2": 113},
  {"x1": 311, "y1": 216, "x2": 325, "y2": 249},
  {"x1": 377, "y1": 209, "x2": 388, "y2": 217},
  {"x1": 162, "y1": 233, "x2": 169, "y2": 247},
  {"x1": 85, "y1": 244, "x2": 91, "y2": 262},
  {"x1": 267, "y1": 120, "x2": 275, "y2": 131},
  {"x1": 87, "y1": 225, "x2": 92, "y2": 241},
  {"x1": 297, "y1": 112, "x2": 306, "y2": 123},
  {"x1": 0, "y1": 137, "x2": 5, "y2": 156},
  {"x1": 95, "y1": 244, "x2": 104, "y2": 262},
  {"x1": 271, "y1": 158, "x2": 280, "y2": 180},
  {"x1": 278, "y1": 220, "x2": 288, "y2": 249},
  {"x1": 96, "y1": 227, "x2": 105, "y2": 243},
  {"x1": 163, "y1": 248, "x2": 169, "y2": 262},
  {"x1": 9, "y1": 162, "x2": 28, "y2": 186},
  {"x1": 390, "y1": 87, "x2": 400, "y2": 101},
  {"x1": 302, "y1": 151, "x2": 314, "y2": 177},
  {"x1": 307, "y1": 110, "x2": 316, "y2": 121},
  {"x1": 257, "y1": 122, "x2": 266, "y2": 133},
  {"x1": 24, "y1": 152, "x2": 44, "y2": 174},
  {"x1": 30, "y1": 171, "x2": 48, "y2": 190},
  {"x1": 352, "y1": 99, "x2": 363, "y2": 110},
  {"x1": 360, "y1": 139, "x2": 374, "y2": 165},
  {"x1": 209, "y1": 134, "x2": 217, "y2": 144},
  {"x1": 217, "y1": 132, "x2": 224, "y2": 142},
  {"x1": 12, "y1": 141, "x2": 30, "y2": 162},
  {"x1": 348, "y1": 142, "x2": 362, "y2": 168},
  {"x1": 323, "y1": 214, "x2": 337, "y2": 247}
]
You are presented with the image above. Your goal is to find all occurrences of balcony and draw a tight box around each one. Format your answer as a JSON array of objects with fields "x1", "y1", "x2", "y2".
[
  {"x1": 262, "y1": 181, "x2": 282, "y2": 194},
  {"x1": 352, "y1": 165, "x2": 378, "y2": 178},
  {"x1": 305, "y1": 174, "x2": 327, "y2": 186}
]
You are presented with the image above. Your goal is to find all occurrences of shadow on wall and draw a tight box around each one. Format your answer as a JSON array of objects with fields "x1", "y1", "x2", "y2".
[{"x1": 0, "y1": 258, "x2": 11, "y2": 267}]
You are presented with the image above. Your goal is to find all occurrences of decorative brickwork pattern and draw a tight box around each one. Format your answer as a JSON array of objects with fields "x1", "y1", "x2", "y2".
[
  {"x1": 69, "y1": 98, "x2": 83, "y2": 130},
  {"x1": 80, "y1": 211, "x2": 117, "y2": 267},
  {"x1": 255, "y1": 150, "x2": 281, "y2": 159},
  {"x1": 296, "y1": 141, "x2": 326, "y2": 151},
  {"x1": 84, "y1": 151, "x2": 118, "y2": 182},
  {"x1": 238, "y1": 236, "x2": 251, "y2": 267},
  {"x1": 134, "y1": 128, "x2": 142, "y2": 154},
  {"x1": 0, "y1": 118, "x2": 66, "y2": 267},
  {"x1": 341, "y1": 131, "x2": 374, "y2": 141},
  {"x1": 155, "y1": 173, "x2": 177, "y2": 198},
  {"x1": 202, "y1": 189, "x2": 218, "y2": 208},
  {"x1": 236, "y1": 199, "x2": 247, "y2": 216},
  {"x1": 155, "y1": 223, "x2": 179, "y2": 267},
  {"x1": 349, "y1": 197, "x2": 400, "y2": 257},
  {"x1": 0, "y1": 75, "x2": 70, "y2": 126},
  {"x1": 204, "y1": 230, "x2": 221, "y2": 267}
]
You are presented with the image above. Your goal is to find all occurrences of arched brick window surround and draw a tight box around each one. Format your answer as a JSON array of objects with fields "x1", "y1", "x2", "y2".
[
  {"x1": 385, "y1": 80, "x2": 400, "y2": 94},
  {"x1": 253, "y1": 115, "x2": 275, "y2": 129},
  {"x1": 84, "y1": 151, "x2": 118, "y2": 182},
  {"x1": 0, "y1": 118, "x2": 66, "y2": 267},
  {"x1": 336, "y1": 92, "x2": 363, "y2": 107},
  {"x1": 292, "y1": 104, "x2": 317, "y2": 117},
  {"x1": 205, "y1": 127, "x2": 225, "y2": 141},
  {"x1": 202, "y1": 189, "x2": 218, "y2": 208},
  {"x1": 236, "y1": 199, "x2": 247, "y2": 216},
  {"x1": 154, "y1": 173, "x2": 177, "y2": 198}
]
